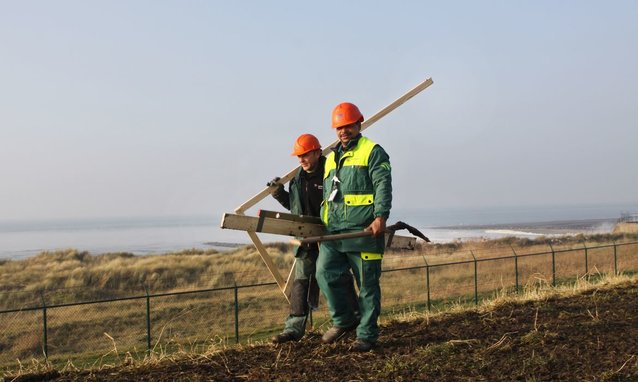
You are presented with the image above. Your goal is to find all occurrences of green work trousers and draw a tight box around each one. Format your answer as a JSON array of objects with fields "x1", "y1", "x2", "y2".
[
  {"x1": 316, "y1": 239, "x2": 382, "y2": 343},
  {"x1": 281, "y1": 249, "x2": 319, "y2": 337}
]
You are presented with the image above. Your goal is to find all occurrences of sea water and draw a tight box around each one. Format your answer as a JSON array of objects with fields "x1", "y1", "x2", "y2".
[{"x1": 0, "y1": 203, "x2": 632, "y2": 260}]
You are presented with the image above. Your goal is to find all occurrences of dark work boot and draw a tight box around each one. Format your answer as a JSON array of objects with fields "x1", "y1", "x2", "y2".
[
  {"x1": 351, "y1": 338, "x2": 374, "y2": 352},
  {"x1": 271, "y1": 332, "x2": 300, "y2": 344},
  {"x1": 321, "y1": 324, "x2": 357, "y2": 344}
]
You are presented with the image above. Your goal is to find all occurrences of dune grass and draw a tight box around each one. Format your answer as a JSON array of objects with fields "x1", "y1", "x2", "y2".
[
  {"x1": 5, "y1": 269, "x2": 638, "y2": 381},
  {"x1": 1, "y1": 233, "x2": 637, "y2": 373}
]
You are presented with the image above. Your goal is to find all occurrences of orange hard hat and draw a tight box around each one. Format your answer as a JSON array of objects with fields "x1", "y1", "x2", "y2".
[
  {"x1": 331, "y1": 102, "x2": 364, "y2": 129},
  {"x1": 291, "y1": 134, "x2": 321, "y2": 156}
]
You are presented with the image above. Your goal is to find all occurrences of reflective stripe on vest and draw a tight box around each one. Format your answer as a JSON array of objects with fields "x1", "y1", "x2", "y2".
[
  {"x1": 344, "y1": 194, "x2": 374, "y2": 206},
  {"x1": 361, "y1": 252, "x2": 383, "y2": 260}
]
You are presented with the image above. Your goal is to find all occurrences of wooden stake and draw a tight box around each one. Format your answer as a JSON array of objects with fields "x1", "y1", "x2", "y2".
[
  {"x1": 246, "y1": 230, "x2": 290, "y2": 303},
  {"x1": 283, "y1": 258, "x2": 297, "y2": 299}
]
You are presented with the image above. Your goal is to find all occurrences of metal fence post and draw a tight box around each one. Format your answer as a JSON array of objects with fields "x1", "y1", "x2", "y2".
[
  {"x1": 613, "y1": 241, "x2": 618, "y2": 275},
  {"x1": 548, "y1": 243, "x2": 556, "y2": 287},
  {"x1": 471, "y1": 251, "x2": 478, "y2": 305},
  {"x1": 234, "y1": 282, "x2": 239, "y2": 344},
  {"x1": 583, "y1": 241, "x2": 589, "y2": 276},
  {"x1": 511, "y1": 247, "x2": 519, "y2": 293},
  {"x1": 422, "y1": 255, "x2": 431, "y2": 312},
  {"x1": 144, "y1": 285, "x2": 152, "y2": 353},
  {"x1": 39, "y1": 290, "x2": 48, "y2": 360}
]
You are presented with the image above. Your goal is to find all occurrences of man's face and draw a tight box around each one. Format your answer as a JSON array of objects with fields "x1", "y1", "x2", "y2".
[
  {"x1": 336, "y1": 123, "x2": 361, "y2": 146},
  {"x1": 298, "y1": 149, "x2": 322, "y2": 172}
]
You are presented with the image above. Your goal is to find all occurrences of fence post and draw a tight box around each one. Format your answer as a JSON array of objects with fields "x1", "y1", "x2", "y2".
[
  {"x1": 39, "y1": 290, "x2": 48, "y2": 360},
  {"x1": 422, "y1": 255, "x2": 431, "y2": 312},
  {"x1": 234, "y1": 282, "x2": 239, "y2": 344},
  {"x1": 613, "y1": 241, "x2": 618, "y2": 275},
  {"x1": 511, "y1": 246, "x2": 519, "y2": 294},
  {"x1": 548, "y1": 243, "x2": 556, "y2": 287},
  {"x1": 144, "y1": 285, "x2": 152, "y2": 353},
  {"x1": 583, "y1": 241, "x2": 589, "y2": 276},
  {"x1": 471, "y1": 251, "x2": 478, "y2": 305}
]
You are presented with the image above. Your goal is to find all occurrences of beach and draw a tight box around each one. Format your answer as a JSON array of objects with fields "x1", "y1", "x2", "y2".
[
  {"x1": 421, "y1": 217, "x2": 616, "y2": 243},
  {"x1": 0, "y1": 204, "x2": 625, "y2": 261}
]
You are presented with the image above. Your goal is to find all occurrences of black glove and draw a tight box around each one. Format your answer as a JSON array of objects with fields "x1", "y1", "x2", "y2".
[
  {"x1": 267, "y1": 177, "x2": 284, "y2": 196},
  {"x1": 266, "y1": 177, "x2": 281, "y2": 187}
]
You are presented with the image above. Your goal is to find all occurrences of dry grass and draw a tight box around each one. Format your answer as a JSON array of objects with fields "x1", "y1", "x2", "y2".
[
  {"x1": 5, "y1": 273, "x2": 637, "y2": 381},
  {"x1": 0, "y1": 233, "x2": 637, "y2": 374},
  {"x1": 614, "y1": 222, "x2": 638, "y2": 234},
  {"x1": 0, "y1": 243, "x2": 293, "y2": 306},
  {"x1": 1, "y1": 233, "x2": 634, "y2": 300}
]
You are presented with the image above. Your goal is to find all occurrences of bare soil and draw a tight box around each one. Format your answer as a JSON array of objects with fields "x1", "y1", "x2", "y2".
[{"x1": 11, "y1": 280, "x2": 638, "y2": 382}]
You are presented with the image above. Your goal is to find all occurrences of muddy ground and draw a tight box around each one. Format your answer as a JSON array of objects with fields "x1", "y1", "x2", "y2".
[{"x1": 10, "y1": 280, "x2": 638, "y2": 382}]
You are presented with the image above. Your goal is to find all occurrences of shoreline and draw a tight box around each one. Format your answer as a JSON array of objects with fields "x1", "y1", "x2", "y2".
[
  {"x1": 433, "y1": 217, "x2": 616, "y2": 232},
  {"x1": 0, "y1": 217, "x2": 622, "y2": 261}
]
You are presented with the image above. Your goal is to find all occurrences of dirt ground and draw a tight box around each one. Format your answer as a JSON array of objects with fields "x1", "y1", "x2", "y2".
[{"x1": 10, "y1": 280, "x2": 638, "y2": 382}]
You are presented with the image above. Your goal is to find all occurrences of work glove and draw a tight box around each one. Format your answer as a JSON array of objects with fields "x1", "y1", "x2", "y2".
[{"x1": 267, "y1": 177, "x2": 284, "y2": 197}]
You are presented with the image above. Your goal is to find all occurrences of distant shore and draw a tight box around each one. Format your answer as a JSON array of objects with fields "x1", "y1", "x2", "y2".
[
  {"x1": 436, "y1": 217, "x2": 617, "y2": 234},
  {"x1": 0, "y1": 214, "x2": 626, "y2": 260}
]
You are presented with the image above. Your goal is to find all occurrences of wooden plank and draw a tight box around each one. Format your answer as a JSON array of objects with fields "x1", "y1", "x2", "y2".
[
  {"x1": 234, "y1": 77, "x2": 434, "y2": 214},
  {"x1": 259, "y1": 209, "x2": 322, "y2": 224},
  {"x1": 221, "y1": 213, "x2": 417, "y2": 249},
  {"x1": 283, "y1": 258, "x2": 296, "y2": 300},
  {"x1": 361, "y1": 78, "x2": 434, "y2": 129},
  {"x1": 221, "y1": 213, "x2": 326, "y2": 237},
  {"x1": 246, "y1": 231, "x2": 289, "y2": 302}
]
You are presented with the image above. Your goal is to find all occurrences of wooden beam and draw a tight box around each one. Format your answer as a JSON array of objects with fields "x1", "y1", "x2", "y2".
[
  {"x1": 247, "y1": 232, "x2": 285, "y2": 286},
  {"x1": 283, "y1": 258, "x2": 296, "y2": 300},
  {"x1": 222, "y1": 213, "x2": 325, "y2": 237},
  {"x1": 258, "y1": 209, "x2": 322, "y2": 224},
  {"x1": 234, "y1": 77, "x2": 434, "y2": 214},
  {"x1": 221, "y1": 213, "x2": 417, "y2": 250}
]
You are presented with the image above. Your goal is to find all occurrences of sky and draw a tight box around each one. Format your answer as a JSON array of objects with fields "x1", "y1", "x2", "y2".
[{"x1": 1, "y1": 1, "x2": 637, "y2": 222}]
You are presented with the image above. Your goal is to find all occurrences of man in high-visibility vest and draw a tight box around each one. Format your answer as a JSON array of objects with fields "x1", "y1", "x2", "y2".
[
  {"x1": 317, "y1": 102, "x2": 392, "y2": 352},
  {"x1": 268, "y1": 133, "x2": 359, "y2": 344}
]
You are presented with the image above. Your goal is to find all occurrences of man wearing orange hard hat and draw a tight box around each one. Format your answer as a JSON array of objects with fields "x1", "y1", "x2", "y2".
[
  {"x1": 267, "y1": 134, "x2": 359, "y2": 344},
  {"x1": 317, "y1": 102, "x2": 392, "y2": 352}
]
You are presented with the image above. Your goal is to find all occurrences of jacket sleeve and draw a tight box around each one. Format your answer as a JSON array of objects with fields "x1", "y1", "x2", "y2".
[
  {"x1": 272, "y1": 183, "x2": 291, "y2": 211},
  {"x1": 368, "y1": 145, "x2": 392, "y2": 220}
]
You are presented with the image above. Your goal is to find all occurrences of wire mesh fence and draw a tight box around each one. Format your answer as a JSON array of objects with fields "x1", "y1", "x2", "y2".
[
  {"x1": 148, "y1": 288, "x2": 235, "y2": 354},
  {"x1": 0, "y1": 240, "x2": 636, "y2": 369}
]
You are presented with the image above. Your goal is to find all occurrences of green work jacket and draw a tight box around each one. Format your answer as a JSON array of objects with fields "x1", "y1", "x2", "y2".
[
  {"x1": 273, "y1": 156, "x2": 325, "y2": 217},
  {"x1": 273, "y1": 156, "x2": 325, "y2": 256},
  {"x1": 321, "y1": 135, "x2": 392, "y2": 254}
]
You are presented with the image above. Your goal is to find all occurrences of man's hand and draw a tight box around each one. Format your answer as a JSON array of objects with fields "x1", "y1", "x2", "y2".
[
  {"x1": 266, "y1": 177, "x2": 281, "y2": 187},
  {"x1": 267, "y1": 177, "x2": 284, "y2": 196},
  {"x1": 366, "y1": 217, "x2": 386, "y2": 237}
]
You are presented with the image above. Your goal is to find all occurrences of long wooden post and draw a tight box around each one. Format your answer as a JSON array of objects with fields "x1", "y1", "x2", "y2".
[
  {"x1": 234, "y1": 77, "x2": 434, "y2": 215},
  {"x1": 234, "y1": 77, "x2": 434, "y2": 299}
]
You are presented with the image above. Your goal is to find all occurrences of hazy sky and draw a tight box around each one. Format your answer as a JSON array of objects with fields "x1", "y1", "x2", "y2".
[{"x1": 1, "y1": 1, "x2": 637, "y2": 221}]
